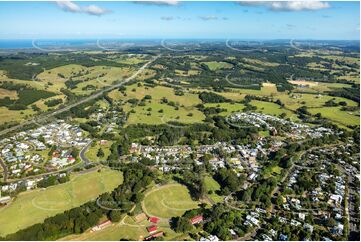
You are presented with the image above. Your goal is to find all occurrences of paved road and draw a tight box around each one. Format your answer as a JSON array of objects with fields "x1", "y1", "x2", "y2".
[
  {"x1": 0, "y1": 157, "x2": 8, "y2": 182},
  {"x1": 0, "y1": 55, "x2": 160, "y2": 137},
  {"x1": 79, "y1": 141, "x2": 93, "y2": 165}
]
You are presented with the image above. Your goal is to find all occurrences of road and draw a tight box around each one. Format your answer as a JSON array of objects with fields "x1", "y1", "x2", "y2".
[
  {"x1": 0, "y1": 55, "x2": 160, "y2": 137},
  {"x1": 79, "y1": 141, "x2": 93, "y2": 165},
  {"x1": 4, "y1": 141, "x2": 95, "y2": 183},
  {"x1": 0, "y1": 157, "x2": 8, "y2": 182}
]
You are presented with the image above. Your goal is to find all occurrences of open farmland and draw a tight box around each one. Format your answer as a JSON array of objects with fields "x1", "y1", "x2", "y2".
[{"x1": 0, "y1": 168, "x2": 123, "y2": 236}]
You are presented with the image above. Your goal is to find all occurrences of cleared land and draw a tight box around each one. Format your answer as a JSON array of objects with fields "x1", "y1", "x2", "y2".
[
  {"x1": 85, "y1": 140, "x2": 113, "y2": 162},
  {"x1": 202, "y1": 61, "x2": 233, "y2": 71},
  {"x1": 204, "y1": 103, "x2": 245, "y2": 115},
  {"x1": 142, "y1": 183, "x2": 199, "y2": 218},
  {"x1": 0, "y1": 168, "x2": 123, "y2": 236},
  {"x1": 308, "y1": 106, "x2": 360, "y2": 127},
  {"x1": 110, "y1": 85, "x2": 205, "y2": 125},
  {"x1": 250, "y1": 100, "x2": 298, "y2": 121},
  {"x1": 204, "y1": 176, "x2": 223, "y2": 203}
]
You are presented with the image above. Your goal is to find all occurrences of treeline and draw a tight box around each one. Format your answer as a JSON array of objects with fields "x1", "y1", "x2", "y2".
[
  {"x1": 37, "y1": 174, "x2": 70, "y2": 188},
  {"x1": 1, "y1": 164, "x2": 153, "y2": 241},
  {"x1": 0, "y1": 81, "x2": 56, "y2": 110},
  {"x1": 122, "y1": 115, "x2": 259, "y2": 147},
  {"x1": 198, "y1": 92, "x2": 231, "y2": 103},
  {"x1": 44, "y1": 98, "x2": 63, "y2": 107}
]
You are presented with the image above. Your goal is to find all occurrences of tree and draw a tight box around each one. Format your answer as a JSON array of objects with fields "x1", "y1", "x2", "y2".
[
  {"x1": 109, "y1": 210, "x2": 122, "y2": 222},
  {"x1": 174, "y1": 217, "x2": 193, "y2": 233},
  {"x1": 97, "y1": 148, "x2": 105, "y2": 158}
]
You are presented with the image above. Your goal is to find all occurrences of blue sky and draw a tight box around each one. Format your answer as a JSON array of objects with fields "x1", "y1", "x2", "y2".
[{"x1": 0, "y1": 1, "x2": 359, "y2": 40}]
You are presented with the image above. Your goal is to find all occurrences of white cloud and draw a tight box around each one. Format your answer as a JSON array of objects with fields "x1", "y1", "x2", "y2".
[
  {"x1": 239, "y1": 1, "x2": 330, "y2": 11},
  {"x1": 84, "y1": 5, "x2": 111, "y2": 16},
  {"x1": 56, "y1": 1, "x2": 110, "y2": 16},
  {"x1": 56, "y1": 1, "x2": 81, "y2": 13},
  {"x1": 135, "y1": 1, "x2": 179, "y2": 6}
]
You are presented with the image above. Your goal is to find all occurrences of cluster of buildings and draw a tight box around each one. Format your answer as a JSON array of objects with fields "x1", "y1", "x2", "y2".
[
  {"x1": 129, "y1": 139, "x2": 276, "y2": 180},
  {"x1": 0, "y1": 172, "x2": 67, "y2": 196},
  {"x1": 0, "y1": 120, "x2": 89, "y2": 180},
  {"x1": 227, "y1": 112, "x2": 334, "y2": 140},
  {"x1": 276, "y1": 147, "x2": 349, "y2": 239}
]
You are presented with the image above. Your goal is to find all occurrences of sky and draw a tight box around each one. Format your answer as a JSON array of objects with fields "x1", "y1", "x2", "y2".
[{"x1": 0, "y1": 1, "x2": 359, "y2": 40}]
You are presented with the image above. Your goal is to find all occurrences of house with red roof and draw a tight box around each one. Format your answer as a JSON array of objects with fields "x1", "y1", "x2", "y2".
[
  {"x1": 190, "y1": 215, "x2": 203, "y2": 225},
  {"x1": 146, "y1": 225, "x2": 158, "y2": 233},
  {"x1": 144, "y1": 231, "x2": 164, "y2": 241},
  {"x1": 148, "y1": 216, "x2": 160, "y2": 224}
]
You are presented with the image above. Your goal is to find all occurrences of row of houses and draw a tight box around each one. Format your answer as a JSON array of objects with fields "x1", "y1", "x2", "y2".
[{"x1": 227, "y1": 112, "x2": 335, "y2": 140}]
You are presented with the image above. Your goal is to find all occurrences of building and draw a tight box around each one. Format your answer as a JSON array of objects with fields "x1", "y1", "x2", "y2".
[
  {"x1": 0, "y1": 196, "x2": 11, "y2": 205},
  {"x1": 146, "y1": 225, "x2": 158, "y2": 233},
  {"x1": 145, "y1": 231, "x2": 163, "y2": 240},
  {"x1": 148, "y1": 217, "x2": 160, "y2": 224},
  {"x1": 91, "y1": 220, "x2": 111, "y2": 232},
  {"x1": 190, "y1": 215, "x2": 203, "y2": 225}
]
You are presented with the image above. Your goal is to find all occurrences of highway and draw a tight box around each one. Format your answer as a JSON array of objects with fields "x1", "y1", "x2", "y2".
[{"x1": 0, "y1": 55, "x2": 160, "y2": 137}]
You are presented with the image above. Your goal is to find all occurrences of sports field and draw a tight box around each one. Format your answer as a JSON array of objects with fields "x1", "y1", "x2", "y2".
[
  {"x1": 142, "y1": 184, "x2": 199, "y2": 218},
  {"x1": 0, "y1": 168, "x2": 123, "y2": 236}
]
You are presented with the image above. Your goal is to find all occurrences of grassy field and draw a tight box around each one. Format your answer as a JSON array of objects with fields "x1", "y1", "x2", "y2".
[
  {"x1": 110, "y1": 84, "x2": 205, "y2": 126},
  {"x1": 204, "y1": 176, "x2": 223, "y2": 203},
  {"x1": 0, "y1": 88, "x2": 18, "y2": 99},
  {"x1": 250, "y1": 100, "x2": 299, "y2": 121},
  {"x1": 242, "y1": 58, "x2": 280, "y2": 67},
  {"x1": 124, "y1": 102, "x2": 205, "y2": 125},
  {"x1": 204, "y1": 103, "x2": 245, "y2": 115},
  {"x1": 308, "y1": 106, "x2": 360, "y2": 127},
  {"x1": 142, "y1": 183, "x2": 199, "y2": 218},
  {"x1": 60, "y1": 217, "x2": 187, "y2": 241},
  {"x1": 85, "y1": 140, "x2": 113, "y2": 162},
  {"x1": 0, "y1": 168, "x2": 123, "y2": 236},
  {"x1": 202, "y1": 61, "x2": 233, "y2": 71},
  {"x1": 289, "y1": 80, "x2": 353, "y2": 93},
  {"x1": 262, "y1": 165, "x2": 282, "y2": 179},
  {"x1": 0, "y1": 107, "x2": 35, "y2": 124}
]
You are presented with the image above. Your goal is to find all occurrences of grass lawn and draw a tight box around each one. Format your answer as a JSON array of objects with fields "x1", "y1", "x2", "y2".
[
  {"x1": 0, "y1": 88, "x2": 18, "y2": 99},
  {"x1": 122, "y1": 84, "x2": 202, "y2": 107},
  {"x1": 0, "y1": 107, "x2": 35, "y2": 124},
  {"x1": 204, "y1": 103, "x2": 245, "y2": 116},
  {"x1": 0, "y1": 168, "x2": 123, "y2": 237},
  {"x1": 60, "y1": 220, "x2": 186, "y2": 241},
  {"x1": 262, "y1": 165, "x2": 282, "y2": 179},
  {"x1": 308, "y1": 106, "x2": 360, "y2": 127},
  {"x1": 142, "y1": 183, "x2": 199, "y2": 218},
  {"x1": 242, "y1": 58, "x2": 280, "y2": 67},
  {"x1": 276, "y1": 93, "x2": 358, "y2": 110},
  {"x1": 114, "y1": 84, "x2": 205, "y2": 126},
  {"x1": 204, "y1": 176, "x2": 223, "y2": 203},
  {"x1": 250, "y1": 100, "x2": 299, "y2": 121},
  {"x1": 202, "y1": 61, "x2": 233, "y2": 71},
  {"x1": 125, "y1": 102, "x2": 205, "y2": 125},
  {"x1": 85, "y1": 140, "x2": 113, "y2": 162}
]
